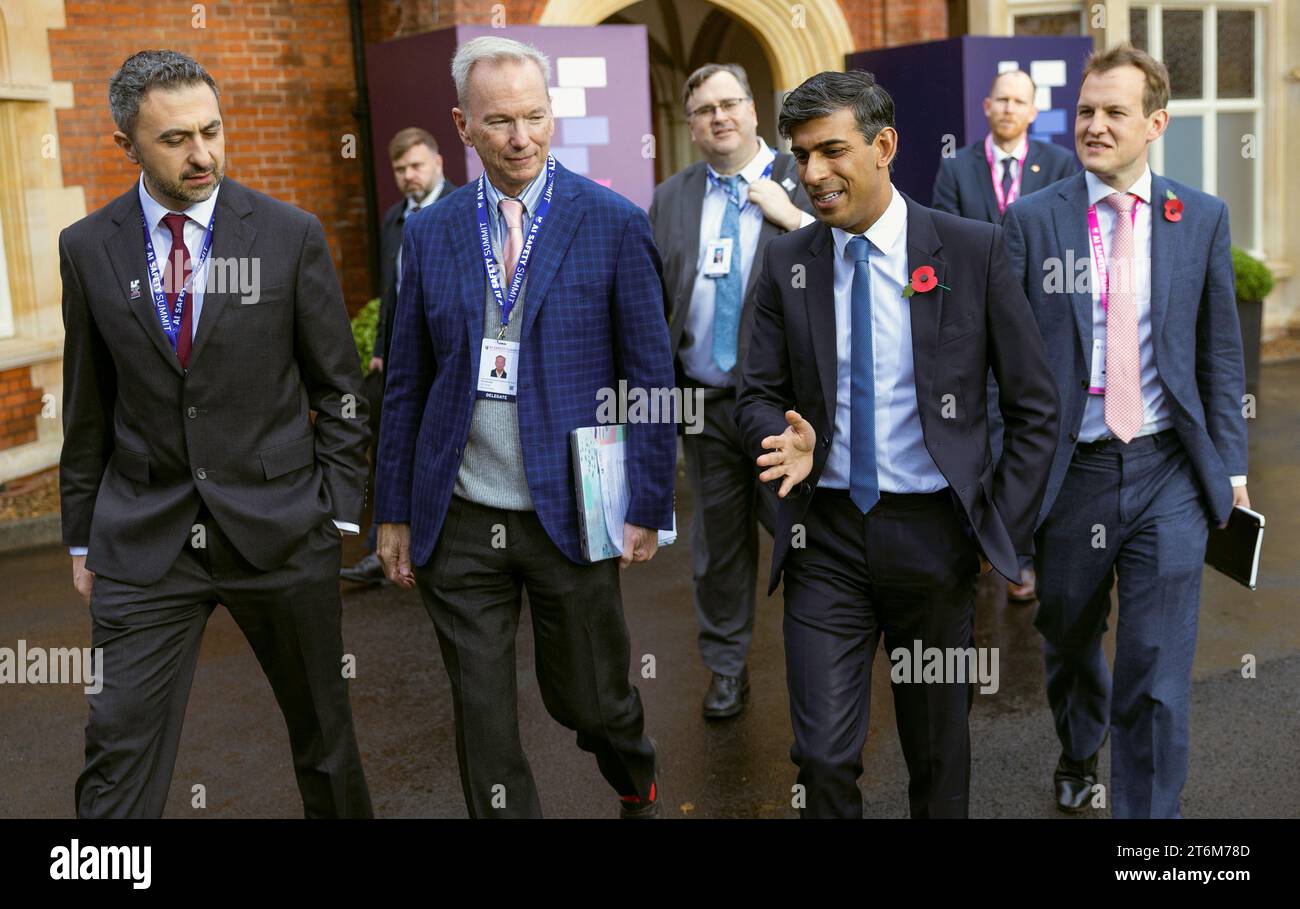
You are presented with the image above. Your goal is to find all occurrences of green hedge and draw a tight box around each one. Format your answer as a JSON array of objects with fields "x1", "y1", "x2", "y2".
[
  {"x1": 1232, "y1": 247, "x2": 1274, "y2": 302},
  {"x1": 351, "y1": 298, "x2": 379, "y2": 375}
]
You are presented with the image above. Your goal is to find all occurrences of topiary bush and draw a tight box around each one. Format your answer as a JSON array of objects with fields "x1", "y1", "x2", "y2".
[
  {"x1": 1232, "y1": 247, "x2": 1274, "y2": 302},
  {"x1": 351, "y1": 298, "x2": 379, "y2": 375}
]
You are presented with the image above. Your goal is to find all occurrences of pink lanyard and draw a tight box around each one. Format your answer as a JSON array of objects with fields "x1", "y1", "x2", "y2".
[
  {"x1": 984, "y1": 133, "x2": 1027, "y2": 214},
  {"x1": 1086, "y1": 198, "x2": 1141, "y2": 313}
]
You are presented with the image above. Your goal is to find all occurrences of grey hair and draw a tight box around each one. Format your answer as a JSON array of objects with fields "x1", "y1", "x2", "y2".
[
  {"x1": 109, "y1": 50, "x2": 221, "y2": 138},
  {"x1": 778, "y1": 70, "x2": 895, "y2": 146},
  {"x1": 451, "y1": 36, "x2": 552, "y2": 118}
]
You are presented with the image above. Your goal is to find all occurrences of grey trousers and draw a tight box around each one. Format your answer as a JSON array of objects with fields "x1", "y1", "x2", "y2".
[
  {"x1": 76, "y1": 513, "x2": 372, "y2": 818},
  {"x1": 682, "y1": 389, "x2": 776, "y2": 677}
]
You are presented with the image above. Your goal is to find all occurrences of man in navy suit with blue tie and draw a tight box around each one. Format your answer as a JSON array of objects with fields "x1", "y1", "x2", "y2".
[
  {"x1": 1000, "y1": 45, "x2": 1250, "y2": 817},
  {"x1": 737, "y1": 71, "x2": 1059, "y2": 818},
  {"x1": 373, "y1": 37, "x2": 675, "y2": 818}
]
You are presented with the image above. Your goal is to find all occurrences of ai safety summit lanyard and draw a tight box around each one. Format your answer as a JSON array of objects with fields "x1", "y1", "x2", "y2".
[
  {"x1": 705, "y1": 149, "x2": 776, "y2": 212},
  {"x1": 139, "y1": 207, "x2": 215, "y2": 350},
  {"x1": 984, "y1": 133, "x2": 1027, "y2": 215},
  {"x1": 476, "y1": 155, "x2": 556, "y2": 340},
  {"x1": 1085, "y1": 197, "x2": 1142, "y2": 314}
]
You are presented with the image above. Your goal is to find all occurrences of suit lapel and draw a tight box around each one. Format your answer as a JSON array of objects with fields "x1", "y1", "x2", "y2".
[
  {"x1": 454, "y1": 183, "x2": 486, "y2": 352},
  {"x1": 188, "y1": 180, "x2": 255, "y2": 367},
  {"x1": 903, "y1": 196, "x2": 944, "y2": 415},
  {"x1": 803, "y1": 223, "x2": 839, "y2": 425},
  {"x1": 1148, "y1": 173, "x2": 1174, "y2": 341},
  {"x1": 103, "y1": 188, "x2": 185, "y2": 376},
  {"x1": 679, "y1": 164, "x2": 707, "y2": 304},
  {"x1": 1020, "y1": 140, "x2": 1047, "y2": 196},
  {"x1": 520, "y1": 164, "x2": 584, "y2": 339},
  {"x1": 744, "y1": 154, "x2": 799, "y2": 301},
  {"x1": 1049, "y1": 173, "x2": 1094, "y2": 369},
  {"x1": 967, "y1": 141, "x2": 999, "y2": 222}
]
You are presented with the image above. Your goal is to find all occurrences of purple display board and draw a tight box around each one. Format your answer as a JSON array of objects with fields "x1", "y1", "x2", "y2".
[
  {"x1": 366, "y1": 25, "x2": 655, "y2": 213},
  {"x1": 847, "y1": 36, "x2": 1093, "y2": 206}
]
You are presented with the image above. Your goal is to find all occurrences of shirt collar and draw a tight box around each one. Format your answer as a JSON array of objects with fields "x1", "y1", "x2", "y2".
[
  {"x1": 137, "y1": 171, "x2": 220, "y2": 232},
  {"x1": 989, "y1": 133, "x2": 1028, "y2": 165},
  {"x1": 831, "y1": 184, "x2": 907, "y2": 260},
  {"x1": 706, "y1": 139, "x2": 775, "y2": 188},
  {"x1": 484, "y1": 160, "x2": 550, "y2": 217},
  {"x1": 1085, "y1": 165, "x2": 1152, "y2": 206},
  {"x1": 406, "y1": 178, "x2": 445, "y2": 214}
]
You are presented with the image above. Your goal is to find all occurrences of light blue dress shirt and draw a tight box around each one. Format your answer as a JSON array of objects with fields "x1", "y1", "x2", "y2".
[{"x1": 820, "y1": 185, "x2": 947, "y2": 494}]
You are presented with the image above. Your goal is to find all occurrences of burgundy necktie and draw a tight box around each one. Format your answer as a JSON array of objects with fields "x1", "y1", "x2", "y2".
[{"x1": 161, "y1": 212, "x2": 193, "y2": 368}]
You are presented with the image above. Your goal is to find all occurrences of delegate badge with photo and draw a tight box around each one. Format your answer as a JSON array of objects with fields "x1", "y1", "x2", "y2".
[
  {"x1": 703, "y1": 237, "x2": 734, "y2": 277},
  {"x1": 477, "y1": 337, "x2": 520, "y2": 401}
]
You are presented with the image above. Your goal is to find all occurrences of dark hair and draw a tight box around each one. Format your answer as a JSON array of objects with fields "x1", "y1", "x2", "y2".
[
  {"x1": 988, "y1": 68, "x2": 1037, "y2": 98},
  {"x1": 778, "y1": 70, "x2": 895, "y2": 145},
  {"x1": 1081, "y1": 42, "x2": 1170, "y2": 116},
  {"x1": 682, "y1": 63, "x2": 753, "y2": 110},
  {"x1": 109, "y1": 50, "x2": 221, "y2": 138},
  {"x1": 388, "y1": 127, "x2": 439, "y2": 161}
]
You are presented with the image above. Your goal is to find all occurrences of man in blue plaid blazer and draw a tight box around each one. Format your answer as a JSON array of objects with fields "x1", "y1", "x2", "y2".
[{"x1": 374, "y1": 37, "x2": 676, "y2": 818}]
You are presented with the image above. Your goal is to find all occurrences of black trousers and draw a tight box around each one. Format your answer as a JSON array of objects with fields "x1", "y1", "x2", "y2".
[
  {"x1": 414, "y1": 496, "x2": 656, "y2": 818},
  {"x1": 77, "y1": 510, "x2": 372, "y2": 818},
  {"x1": 782, "y1": 488, "x2": 980, "y2": 818}
]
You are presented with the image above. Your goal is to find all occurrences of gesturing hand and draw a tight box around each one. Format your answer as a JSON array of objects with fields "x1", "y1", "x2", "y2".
[{"x1": 756, "y1": 410, "x2": 816, "y2": 498}]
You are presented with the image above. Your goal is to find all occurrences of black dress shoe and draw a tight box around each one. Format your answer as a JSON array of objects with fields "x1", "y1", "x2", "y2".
[
  {"x1": 619, "y1": 737, "x2": 660, "y2": 819},
  {"x1": 340, "y1": 551, "x2": 386, "y2": 585},
  {"x1": 702, "y1": 668, "x2": 750, "y2": 719},
  {"x1": 1054, "y1": 747, "x2": 1101, "y2": 813}
]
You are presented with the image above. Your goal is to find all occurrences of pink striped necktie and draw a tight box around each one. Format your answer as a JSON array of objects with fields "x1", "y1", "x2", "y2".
[
  {"x1": 498, "y1": 198, "x2": 525, "y2": 285},
  {"x1": 1102, "y1": 192, "x2": 1143, "y2": 442}
]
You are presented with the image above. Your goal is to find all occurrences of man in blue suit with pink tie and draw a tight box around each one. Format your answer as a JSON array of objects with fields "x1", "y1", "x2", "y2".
[
  {"x1": 1001, "y1": 45, "x2": 1250, "y2": 817},
  {"x1": 373, "y1": 36, "x2": 676, "y2": 819}
]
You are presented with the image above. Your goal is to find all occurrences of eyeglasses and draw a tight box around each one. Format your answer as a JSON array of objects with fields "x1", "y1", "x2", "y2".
[{"x1": 687, "y1": 97, "x2": 749, "y2": 121}]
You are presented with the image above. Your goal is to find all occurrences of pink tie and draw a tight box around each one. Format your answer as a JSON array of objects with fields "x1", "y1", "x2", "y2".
[
  {"x1": 1102, "y1": 192, "x2": 1143, "y2": 442},
  {"x1": 498, "y1": 198, "x2": 525, "y2": 284}
]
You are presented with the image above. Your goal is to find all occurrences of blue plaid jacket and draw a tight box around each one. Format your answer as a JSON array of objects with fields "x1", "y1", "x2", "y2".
[{"x1": 375, "y1": 160, "x2": 677, "y2": 567}]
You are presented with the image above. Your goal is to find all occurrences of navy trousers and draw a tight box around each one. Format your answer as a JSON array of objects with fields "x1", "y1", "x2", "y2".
[{"x1": 1034, "y1": 430, "x2": 1209, "y2": 818}]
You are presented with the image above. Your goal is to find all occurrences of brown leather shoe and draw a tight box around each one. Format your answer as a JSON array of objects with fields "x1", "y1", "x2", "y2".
[{"x1": 1008, "y1": 568, "x2": 1037, "y2": 602}]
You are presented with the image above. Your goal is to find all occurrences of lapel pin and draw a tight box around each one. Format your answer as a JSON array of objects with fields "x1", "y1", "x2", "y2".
[
  {"x1": 1031, "y1": 163, "x2": 1041, "y2": 173},
  {"x1": 781, "y1": 177, "x2": 796, "y2": 192},
  {"x1": 129, "y1": 279, "x2": 141, "y2": 300}
]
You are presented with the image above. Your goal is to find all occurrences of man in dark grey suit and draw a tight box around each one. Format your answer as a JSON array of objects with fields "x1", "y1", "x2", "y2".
[
  {"x1": 343, "y1": 126, "x2": 457, "y2": 585},
  {"x1": 931, "y1": 69, "x2": 1077, "y2": 605},
  {"x1": 649, "y1": 63, "x2": 815, "y2": 719},
  {"x1": 60, "y1": 50, "x2": 372, "y2": 818}
]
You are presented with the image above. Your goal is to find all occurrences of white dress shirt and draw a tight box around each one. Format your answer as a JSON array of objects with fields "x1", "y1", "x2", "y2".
[
  {"x1": 681, "y1": 140, "x2": 816, "y2": 388},
  {"x1": 819, "y1": 185, "x2": 947, "y2": 493}
]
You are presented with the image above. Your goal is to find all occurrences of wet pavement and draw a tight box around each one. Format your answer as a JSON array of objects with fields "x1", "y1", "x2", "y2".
[{"x1": 2, "y1": 364, "x2": 1298, "y2": 819}]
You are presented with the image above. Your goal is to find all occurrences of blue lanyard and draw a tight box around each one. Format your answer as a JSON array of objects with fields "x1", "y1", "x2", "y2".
[
  {"x1": 706, "y1": 150, "x2": 775, "y2": 211},
  {"x1": 475, "y1": 155, "x2": 556, "y2": 340},
  {"x1": 139, "y1": 206, "x2": 215, "y2": 349}
]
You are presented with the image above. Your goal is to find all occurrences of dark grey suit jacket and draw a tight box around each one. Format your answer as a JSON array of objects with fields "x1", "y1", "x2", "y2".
[
  {"x1": 736, "y1": 195, "x2": 1060, "y2": 593},
  {"x1": 372, "y1": 179, "x2": 459, "y2": 365},
  {"x1": 59, "y1": 177, "x2": 370, "y2": 586},
  {"x1": 931, "y1": 138, "x2": 1078, "y2": 223},
  {"x1": 648, "y1": 151, "x2": 814, "y2": 386}
]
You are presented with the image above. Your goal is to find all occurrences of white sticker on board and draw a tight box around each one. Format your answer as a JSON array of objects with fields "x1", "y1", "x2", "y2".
[
  {"x1": 1030, "y1": 59, "x2": 1068, "y2": 88},
  {"x1": 557, "y1": 56, "x2": 608, "y2": 88},
  {"x1": 549, "y1": 86, "x2": 587, "y2": 118}
]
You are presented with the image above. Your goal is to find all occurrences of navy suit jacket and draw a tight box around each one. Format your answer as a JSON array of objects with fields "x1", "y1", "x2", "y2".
[
  {"x1": 1000, "y1": 171, "x2": 1248, "y2": 526},
  {"x1": 374, "y1": 161, "x2": 677, "y2": 567},
  {"x1": 932, "y1": 138, "x2": 1078, "y2": 223},
  {"x1": 736, "y1": 194, "x2": 1060, "y2": 593}
]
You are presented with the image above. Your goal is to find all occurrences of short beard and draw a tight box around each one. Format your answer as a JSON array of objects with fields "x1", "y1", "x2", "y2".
[{"x1": 144, "y1": 158, "x2": 224, "y2": 206}]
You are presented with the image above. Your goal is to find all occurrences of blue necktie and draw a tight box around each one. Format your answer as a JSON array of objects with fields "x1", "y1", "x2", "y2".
[
  {"x1": 847, "y1": 236, "x2": 879, "y2": 515},
  {"x1": 711, "y1": 174, "x2": 744, "y2": 372}
]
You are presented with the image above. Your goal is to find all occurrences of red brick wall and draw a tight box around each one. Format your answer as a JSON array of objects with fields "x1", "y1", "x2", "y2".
[
  {"x1": 0, "y1": 368, "x2": 45, "y2": 453},
  {"x1": 50, "y1": 0, "x2": 371, "y2": 312},
  {"x1": 841, "y1": 0, "x2": 951, "y2": 48}
]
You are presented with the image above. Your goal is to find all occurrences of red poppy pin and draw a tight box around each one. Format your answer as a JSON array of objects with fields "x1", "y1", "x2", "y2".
[
  {"x1": 1163, "y1": 188, "x2": 1183, "y2": 223},
  {"x1": 903, "y1": 265, "x2": 950, "y2": 297}
]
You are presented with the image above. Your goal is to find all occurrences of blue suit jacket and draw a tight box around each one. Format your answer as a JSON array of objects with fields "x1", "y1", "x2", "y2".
[
  {"x1": 1000, "y1": 170, "x2": 1248, "y2": 527},
  {"x1": 375, "y1": 160, "x2": 677, "y2": 566},
  {"x1": 932, "y1": 138, "x2": 1078, "y2": 223}
]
